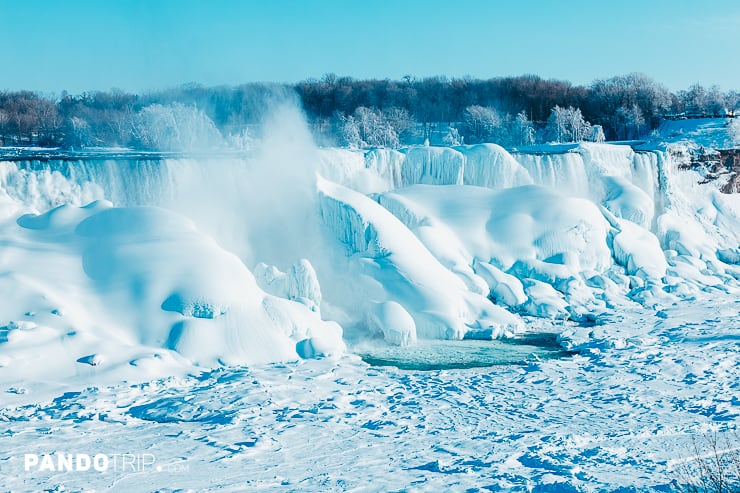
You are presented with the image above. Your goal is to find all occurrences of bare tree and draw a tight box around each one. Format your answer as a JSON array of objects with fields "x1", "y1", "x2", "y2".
[
  {"x1": 0, "y1": 109, "x2": 8, "y2": 145},
  {"x1": 673, "y1": 432, "x2": 740, "y2": 493}
]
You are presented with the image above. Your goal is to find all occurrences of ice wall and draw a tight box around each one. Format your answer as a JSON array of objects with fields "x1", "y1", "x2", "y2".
[
  {"x1": 315, "y1": 143, "x2": 658, "y2": 204},
  {"x1": 458, "y1": 144, "x2": 533, "y2": 189},
  {"x1": 315, "y1": 143, "x2": 533, "y2": 192},
  {"x1": 515, "y1": 152, "x2": 589, "y2": 196}
]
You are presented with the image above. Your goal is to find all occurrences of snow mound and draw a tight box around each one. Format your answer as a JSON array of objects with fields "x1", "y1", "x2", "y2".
[
  {"x1": 521, "y1": 279, "x2": 570, "y2": 319},
  {"x1": 375, "y1": 184, "x2": 616, "y2": 320},
  {"x1": 0, "y1": 202, "x2": 345, "y2": 384},
  {"x1": 378, "y1": 184, "x2": 612, "y2": 274},
  {"x1": 600, "y1": 176, "x2": 655, "y2": 229},
  {"x1": 658, "y1": 117, "x2": 739, "y2": 149},
  {"x1": 317, "y1": 176, "x2": 522, "y2": 340},
  {"x1": 365, "y1": 301, "x2": 417, "y2": 346},
  {"x1": 472, "y1": 260, "x2": 527, "y2": 308},
  {"x1": 610, "y1": 217, "x2": 667, "y2": 280}
]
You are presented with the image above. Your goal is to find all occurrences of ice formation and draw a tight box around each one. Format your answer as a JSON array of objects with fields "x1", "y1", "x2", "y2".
[
  {"x1": 1, "y1": 110, "x2": 740, "y2": 384},
  {"x1": 317, "y1": 176, "x2": 522, "y2": 340}
]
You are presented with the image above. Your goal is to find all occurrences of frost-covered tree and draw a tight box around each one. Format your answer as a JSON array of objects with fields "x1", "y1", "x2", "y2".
[
  {"x1": 511, "y1": 111, "x2": 536, "y2": 146},
  {"x1": 589, "y1": 73, "x2": 671, "y2": 138},
  {"x1": 442, "y1": 126, "x2": 462, "y2": 146},
  {"x1": 615, "y1": 104, "x2": 645, "y2": 140},
  {"x1": 462, "y1": 105, "x2": 502, "y2": 143},
  {"x1": 674, "y1": 83, "x2": 724, "y2": 116},
  {"x1": 544, "y1": 105, "x2": 601, "y2": 143},
  {"x1": 729, "y1": 118, "x2": 740, "y2": 147},
  {"x1": 65, "y1": 116, "x2": 94, "y2": 148},
  {"x1": 682, "y1": 84, "x2": 708, "y2": 116},
  {"x1": 546, "y1": 105, "x2": 591, "y2": 143},
  {"x1": 383, "y1": 107, "x2": 416, "y2": 143},
  {"x1": 546, "y1": 105, "x2": 567, "y2": 143},
  {"x1": 334, "y1": 107, "x2": 400, "y2": 148},
  {"x1": 354, "y1": 106, "x2": 382, "y2": 144},
  {"x1": 705, "y1": 85, "x2": 726, "y2": 117},
  {"x1": 565, "y1": 107, "x2": 591, "y2": 142},
  {"x1": 725, "y1": 90, "x2": 740, "y2": 116},
  {"x1": 353, "y1": 107, "x2": 399, "y2": 148},
  {"x1": 336, "y1": 112, "x2": 363, "y2": 148},
  {"x1": 132, "y1": 103, "x2": 223, "y2": 150},
  {"x1": 588, "y1": 124, "x2": 606, "y2": 143}
]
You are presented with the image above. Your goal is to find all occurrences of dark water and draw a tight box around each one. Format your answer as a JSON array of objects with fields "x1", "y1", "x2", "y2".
[{"x1": 357, "y1": 332, "x2": 575, "y2": 371}]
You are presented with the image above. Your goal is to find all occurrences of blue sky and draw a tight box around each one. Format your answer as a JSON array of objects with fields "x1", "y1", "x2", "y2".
[{"x1": 1, "y1": 0, "x2": 739, "y2": 94}]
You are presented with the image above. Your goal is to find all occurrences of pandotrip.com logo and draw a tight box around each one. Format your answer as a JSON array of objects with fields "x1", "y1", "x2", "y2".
[{"x1": 22, "y1": 453, "x2": 189, "y2": 474}]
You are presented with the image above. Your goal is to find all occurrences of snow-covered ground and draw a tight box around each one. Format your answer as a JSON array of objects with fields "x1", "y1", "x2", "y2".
[
  {"x1": 1, "y1": 296, "x2": 738, "y2": 491},
  {"x1": 656, "y1": 117, "x2": 740, "y2": 150},
  {"x1": 0, "y1": 110, "x2": 739, "y2": 491}
]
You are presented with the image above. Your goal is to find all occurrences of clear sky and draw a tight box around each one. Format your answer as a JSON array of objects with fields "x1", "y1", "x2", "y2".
[{"x1": 1, "y1": 0, "x2": 739, "y2": 94}]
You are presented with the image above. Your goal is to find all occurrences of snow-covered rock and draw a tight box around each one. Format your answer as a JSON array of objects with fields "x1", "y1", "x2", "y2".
[{"x1": 365, "y1": 301, "x2": 417, "y2": 346}]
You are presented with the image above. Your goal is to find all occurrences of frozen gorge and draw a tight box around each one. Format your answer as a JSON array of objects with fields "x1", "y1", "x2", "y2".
[{"x1": 1, "y1": 109, "x2": 739, "y2": 491}]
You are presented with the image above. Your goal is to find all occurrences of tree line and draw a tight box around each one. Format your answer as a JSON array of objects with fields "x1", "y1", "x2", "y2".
[{"x1": 1, "y1": 74, "x2": 738, "y2": 149}]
